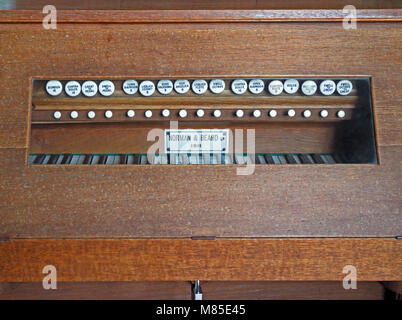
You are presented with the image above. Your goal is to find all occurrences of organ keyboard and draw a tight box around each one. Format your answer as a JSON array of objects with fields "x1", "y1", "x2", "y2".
[{"x1": 30, "y1": 77, "x2": 377, "y2": 164}]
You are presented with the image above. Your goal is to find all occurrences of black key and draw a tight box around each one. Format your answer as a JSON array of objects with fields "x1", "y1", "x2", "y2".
[
  {"x1": 133, "y1": 154, "x2": 140, "y2": 164},
  {"x1": 33, "y1": 154, "x2": 46, "y2": 164},
  {"x1": 98, "y1": 154, "x2": 108, "y2": 164},
  {"x1": 264, "y1": 154, "x2": 275, "y2": 164},
  {"x1": 120, "y1": 154, "x2": 128, "y2": 164},
  {"x1": 285, "y1": 154, "x2": 297, "y2": 164},
  {"x1": 312, "y1": 154, "x2": 325, "y2": 164},
  {"x1": 298, "y1": 154, "x2": 314, "y2": 164},
  {"x1": 84, "y1": 154, "x2": 93, "y2": 164},
  {"x1": 48, "y1": 154, "x2": 59, "y2": 164}
]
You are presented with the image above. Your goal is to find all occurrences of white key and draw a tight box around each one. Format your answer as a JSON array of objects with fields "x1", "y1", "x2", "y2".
[
  {"x1": 283, "y1": 79, "x2": 299, "y2": 94},
  {"x1": 209, "y1": 79, "x2": 225, "y2": 94},
  {"x1": 77, "y1": 155, "x2": 86, "y2": 164},
  {"x1": 126, "y1": 155, "x2": 134, "y2": 164},
  {"x1": 257, "y1": 155, "x2": 266, "y2": 164},
  {"x1": 42, "y1": 154, "x2": 51, "y2": 164},
  {"x1": 99, "y1": 80, "x2": 115, "y2": 96},
  {"x1": 189, "y1": 154, "x2": 198, "y2": 164},
  {"x1": 122, "y1": 79, "x2": 138, "y2": 95},
  {"x1": 246, "y1": 154, "x2": 254, "y2": 164},
  {"x1": 82, "y1": 81, "x2": 98, "y2": 97},
  {"x1": 106, "y1": 155, "x2": 115, "y2": 164},
  {"x1": 139, "y1": 155, "x2": 147, "y2": 164},
  {"x1": 272, "y1": 155, "x2": 281, "y2": 164},
  {"x1": 294, "y1": 155, "x2": 302, "y2": 164},
  {"x1": 113, "y1": 155, "x2": 121, "y2": 164},
  {"x1": 235, "y1": 154, "x2": 245, "y2": 164},
  {"x1": 70, "y1": 155, "x2": 80, "y2": 164},
  {"x1": 320, "y1": 80, "x2": 336, "y2": 95},
  {"x1": 337, "y1": 80, "x2": 353, "y2": 95},
  {"x1": 202, "y1": 154, "x2": 211, "y2": 164},
  {"x1": 28, "y1": 155, "x2": 36, "y2": 164},
  {"x1": 268, "y1": 80, "x2": 283, "y2": 95},
  {"x1": 170, "y1": 154, "x2": 179, "y2": 165},
  {"x1": 56, "y1": 155, "x2": 64, "y2": 164},
  {"x1": 90, "y1": 155, "x2": 100, "y2": 165},
  {"x1": 157, "y1": 80, "x2": 173, "y2": 95},
  {"x1": 46, "y1": 80, "x2": 62, "y2": 96},
  {"x1": 192, "y1": 80, "x2": 208, "y2": 94},
  {"x1": 325, "y1": 154, "x2": 336, "y2": 164},
  {"x1": 301, "y1": 80, "x2": 317, "y2": 96},
  {"x1": 224, "y1": 154, "x2": 233, "y2": 164},
  {"x1": 278, "y1": 155, "x2": 287, "y2": 164},
  {"x1": 139, "y1": 80, "x2": 155, "y2": 96},
  {"x1": 160, "y1": 155, "x2": 168, "y2": 164},
  {"x1": 174, "y1": 79, "x2": 190, "y2": 94},
  {"x1": 306, "y1": 154, "x2": 315, "y2": 163},
  {"x1": 231, "y1": 79, "x2": 247, "y2": 95},
  {"x1": 152, "y1": 155, "x2": 160, "y2": 165},
  {"x1": 181, "y1": 154, "x2": 190, "y2": 164},
  {"x1": 248, "y1": 79, "x2": 265, "y2": 94},
  {"x1": 65, "y1": 81, "x2": 81, "y2": 97}
]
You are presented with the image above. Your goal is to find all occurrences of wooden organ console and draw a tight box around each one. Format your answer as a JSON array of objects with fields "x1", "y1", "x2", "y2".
[{"x1": 0, "y1": 1, "x2": 401, "y2": 300}]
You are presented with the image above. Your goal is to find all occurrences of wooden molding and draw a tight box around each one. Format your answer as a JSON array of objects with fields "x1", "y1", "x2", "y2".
[
  {"x1": 1, "y1": 238, "x2": 401, "y2": 282},
  {"x1": 0, "y1": 9, "x2": 402, "y2": 23}
]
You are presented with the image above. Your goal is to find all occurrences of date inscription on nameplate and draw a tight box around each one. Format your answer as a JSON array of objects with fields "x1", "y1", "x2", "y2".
[{"x1": 164, "y1": 129, "x2": 229, "y2": 154}]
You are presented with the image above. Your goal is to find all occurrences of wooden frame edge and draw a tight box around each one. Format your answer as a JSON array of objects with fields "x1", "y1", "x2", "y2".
[
  {"x1": 0, "y1": 9, "x2": 401, "y2": 23},
  {"x1": 1, "y1": 238, "x2": 401, "y2": 282}
]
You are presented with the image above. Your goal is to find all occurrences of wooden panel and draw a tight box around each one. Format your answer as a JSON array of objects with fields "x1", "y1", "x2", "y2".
[
  {"x1": 1, "y1": 9, "x2": 402, "y2": 23},
  {"x1": 0, "y1": 23, "x2": 401, "y2": 148},
  {"x1": 201, "y1": 281, "x2": 385, "y2": 300},
  {"x1": 0, "y1": 281, "x2": 385, "y2": 300},
  {"x1": 0, "y1": 146, "x2": 400, "y2": 238},
  {"x1": 1, "y1": 239, "x2": 401, "y2": 282},
  {"x1": 0, "y1": 281, "x2": 191, "y2": 300},
  {"x1": 29, "y1": 122, "x2": 337, "y2": 154}
]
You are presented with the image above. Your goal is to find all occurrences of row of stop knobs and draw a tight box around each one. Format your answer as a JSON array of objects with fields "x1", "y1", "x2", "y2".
[{"x1": 54, "y1": 108, "x2": 346, "y2": 119}]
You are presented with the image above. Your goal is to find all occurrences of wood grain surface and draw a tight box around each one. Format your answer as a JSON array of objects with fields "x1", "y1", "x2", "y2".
[
  {"x1": 0, "y1": 281, "x2": 192, "y2": 300},
  {"x1": 0, "y1": 23, "x2": 401, "y2": 148},
  {"x1": 0, "y1": 9, "x2": 400, "y2": 282},
  {"x1": 201, "y1": 281, "x2": 385, "y2": 300},
  {"x1": 1, "y1": 239, "x2": 401, "y2": 282},
  {"x1": 0, "y1": 146, "x2": 400, "y2": 238},
  {"x1": 0, "y1": 281, "x2": 385, "y2": 300}
]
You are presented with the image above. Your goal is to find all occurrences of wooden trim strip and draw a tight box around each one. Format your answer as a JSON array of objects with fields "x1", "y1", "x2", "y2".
[
  {"x1": 1, "y1": 239, "x2": 401, "y2": 281},
  {"x1": 0, "y1": 9, "x2": 402, "y2": 23}
]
